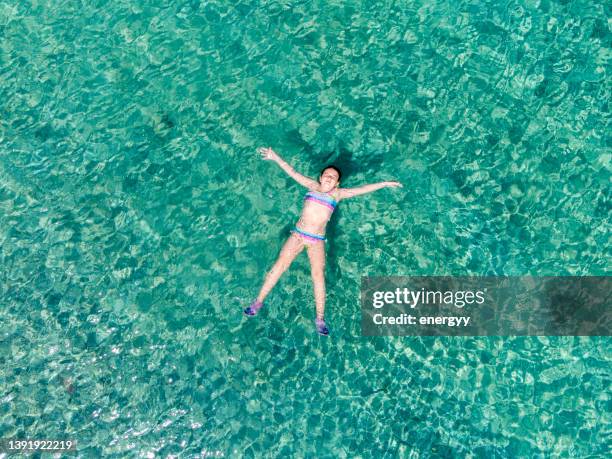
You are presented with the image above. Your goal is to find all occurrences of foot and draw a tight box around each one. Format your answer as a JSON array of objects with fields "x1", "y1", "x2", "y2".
[
  {"x1": 315, "y1": 318, "x2": 329, "y2": 336},
  {"x1": 244, "y1": 300, "x2": 264, "y2": 316}
]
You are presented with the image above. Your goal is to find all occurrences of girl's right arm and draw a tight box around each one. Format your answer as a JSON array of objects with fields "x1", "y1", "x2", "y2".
[{"x1": 258, "y1": 147, "x2": 319, "y2": 189}]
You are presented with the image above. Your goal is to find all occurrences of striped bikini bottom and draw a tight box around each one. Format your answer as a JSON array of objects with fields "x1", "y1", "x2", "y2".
[{"x1": 290, "y1": 226, "x2": 327, "y2": 243}]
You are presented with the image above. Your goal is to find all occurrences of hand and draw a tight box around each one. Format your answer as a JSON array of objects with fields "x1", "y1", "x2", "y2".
[
  {"x1": 257, "y1": 147, "x2": 279, "y2": 161},
  {"x1": 385, "y1": 181, "x2": 403, "y2": 188}
]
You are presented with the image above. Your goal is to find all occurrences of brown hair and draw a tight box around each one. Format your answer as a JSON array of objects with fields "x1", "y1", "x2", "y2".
[{"x1": 319, "y1": 165, "x2": 342, "y2": 182}]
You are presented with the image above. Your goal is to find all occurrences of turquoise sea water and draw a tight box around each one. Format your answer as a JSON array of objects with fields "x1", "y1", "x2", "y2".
[{"x1": 1, "y1": 0, "x2": 610, "y2": 457}]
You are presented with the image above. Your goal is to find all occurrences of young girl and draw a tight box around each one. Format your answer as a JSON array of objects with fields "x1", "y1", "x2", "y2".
[{"x1": 244, "y1": 147, "x2": 402, "y2": 336}]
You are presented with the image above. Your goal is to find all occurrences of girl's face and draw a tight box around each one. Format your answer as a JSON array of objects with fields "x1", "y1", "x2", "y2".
[{"x1": 319, "y1": 168, "x2": 340, "y2": 192}]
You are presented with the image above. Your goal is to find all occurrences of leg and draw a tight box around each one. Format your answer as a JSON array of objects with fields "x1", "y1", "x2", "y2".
[
  {"x1": 255, "y1": 233, "x2": 304, "y2": 302},
  {"x1": 306, "y1": 240, "x2": 326, "y2": 321}
]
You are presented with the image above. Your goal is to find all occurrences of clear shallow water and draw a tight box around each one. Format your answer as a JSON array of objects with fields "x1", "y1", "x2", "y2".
[{"x1": 0, "y1": 0, "x2": 610, "y2": 457}]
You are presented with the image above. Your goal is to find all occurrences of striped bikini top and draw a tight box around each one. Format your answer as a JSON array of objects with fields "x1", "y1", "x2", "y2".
[{"x1": 304, "y1": 190, "x2": 338, "y2": 212}]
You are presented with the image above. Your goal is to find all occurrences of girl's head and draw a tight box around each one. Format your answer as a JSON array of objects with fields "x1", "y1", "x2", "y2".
[{"x1": 319, "y1": 165, "x2": 341, "y2": 192}]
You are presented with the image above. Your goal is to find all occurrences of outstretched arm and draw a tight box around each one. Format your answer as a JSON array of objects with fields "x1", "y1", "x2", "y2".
[
  {"x1": 338, "y1": 181, "x2": 402, "y2": 199},
  {"x1": 257, "y1": 147, "x2": 319, "y2": 189}
]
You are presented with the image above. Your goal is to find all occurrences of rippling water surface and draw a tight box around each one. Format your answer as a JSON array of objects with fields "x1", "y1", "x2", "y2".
[{"x1": 1, "y1": 0, "x2": 610, "y2": 457}]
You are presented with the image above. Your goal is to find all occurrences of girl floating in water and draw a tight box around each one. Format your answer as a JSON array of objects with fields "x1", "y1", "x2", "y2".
[{"x1": 244, "y1": 147, "x2": 402, "y2": 336}]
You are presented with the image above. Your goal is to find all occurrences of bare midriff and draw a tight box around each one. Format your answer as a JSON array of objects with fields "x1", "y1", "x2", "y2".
[{"x1": 295, "y1": 199, "x2": 335, "y2": 237}]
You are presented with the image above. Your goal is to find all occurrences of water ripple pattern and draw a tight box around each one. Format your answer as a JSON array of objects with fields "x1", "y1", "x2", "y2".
[{"x1": 1, "y1": 0, "x2": 610, "y2": 457}]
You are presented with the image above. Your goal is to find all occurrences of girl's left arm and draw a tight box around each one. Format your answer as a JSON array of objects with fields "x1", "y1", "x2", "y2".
[{"x1": 338, "y1": 181, "x2": 402, "y2": 199}]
